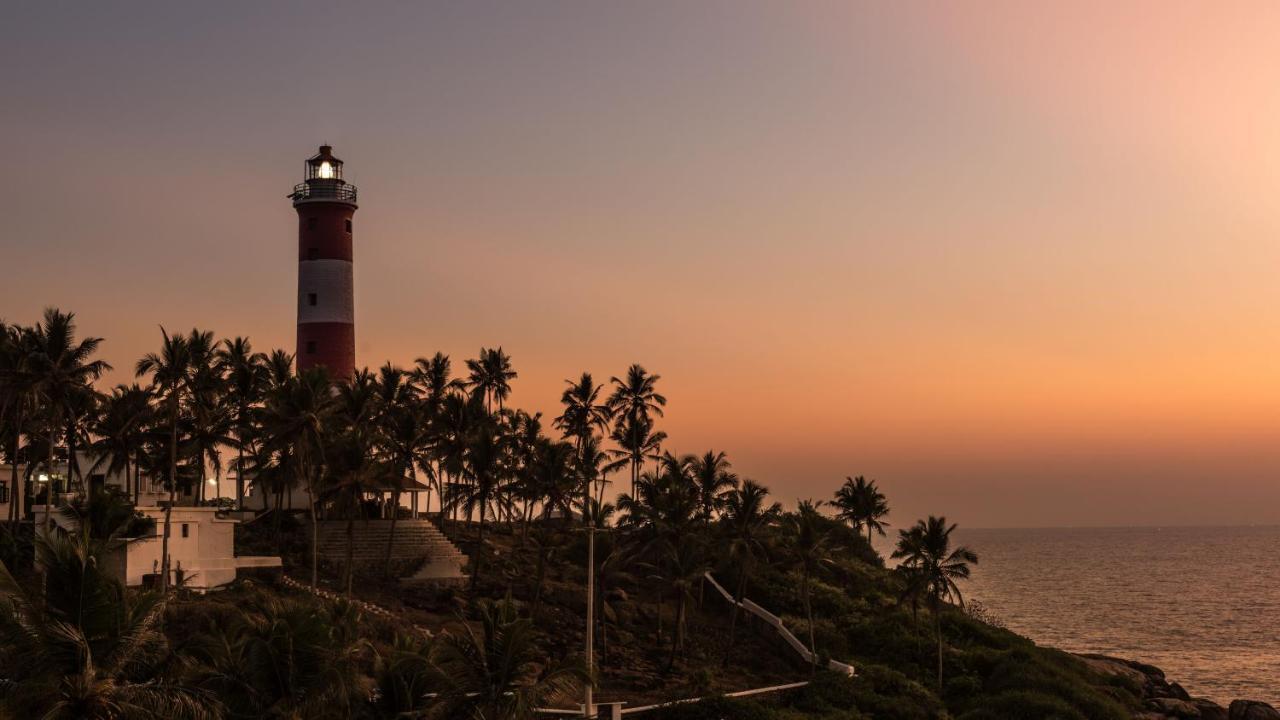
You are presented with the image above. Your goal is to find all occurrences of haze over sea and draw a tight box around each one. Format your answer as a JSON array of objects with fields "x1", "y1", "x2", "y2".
[{"x1": 954, "y1": 526, "x2": 1280, "y2": 705}]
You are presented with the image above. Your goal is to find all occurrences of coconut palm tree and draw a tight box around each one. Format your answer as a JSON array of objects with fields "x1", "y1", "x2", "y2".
[
  {"x1": 29, "y1": 308, "x2": 111, "y2": 530},
  {"x1": 465, "y1": 347, "x2": 517, "y2": 414},
  {"x1": 260, "y1": 367, "x2": 336, "y2": 587},
  {"x1": 606, "y1": 414, "x2": 666, "y2": 498},
  {"x1": 429, "y1": 595, "x2": 584, "y2": 720},
  {"x1": 215, "y1": 337, "x2": 268, "y2": 510},
  {"x1": 185, "y1": 591, "x2": 372, "y2": 719},
  {"x1": 720, "y1": 479, "x2": 781, "y2": 663},
  {"x1": 0, "y1": 322, "x2": 37, "y2": 528},
  {"x1": 891, "y1": 516, "x2": 978, "y2": 691},
  {"x1": 554, "y1": 372, "x2": 611, "y2": 511},
  {"x1": 689, "y1": 450, "x2": 738, "y2": 523},
  {"x1": 781, "y1": 499, "x2": 839, "y2": 670},
  {"x1": 374, "y1": 364, "x2": 424, "y2": 575},
  {"x1": 373, "y1": 632, "x2": 437, "y2": 719},
  {"x1": 87, "y1": 384, "x2": 154, "y2": 505},
  {"x1": 0, "y1": 528, "x2": 218, "y2": 719},
  {"x1": 135, "y1": 327, "x2": 194, "y2": 592},
  {"x1": 606, "y1": 364, "x2": 666, "y2": 426},
  {"x1": 459, "y1": 419, "x2": 507, "y2": 587},
  {"x1": 833, "y1": 475, "x2": 890, "y2": 549}
]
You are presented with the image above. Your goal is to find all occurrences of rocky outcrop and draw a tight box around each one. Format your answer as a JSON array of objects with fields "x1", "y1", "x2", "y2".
[
  {"x1": 1076, "y1": 655, "x2": 1275, "y2": 720},
  {"x1": 1229, "y1": 701, "x2": 1280, "y2": 720}
]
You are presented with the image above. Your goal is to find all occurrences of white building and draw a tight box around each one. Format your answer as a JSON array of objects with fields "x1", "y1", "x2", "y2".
[{"x1": 40, "y1": 505, "x2": 281, "y2": 592}]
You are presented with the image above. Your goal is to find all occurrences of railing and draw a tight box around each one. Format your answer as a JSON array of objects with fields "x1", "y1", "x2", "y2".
[
  {"x1": 703, "y1": 572, "x2": 856, "y2": 676},
  {"x1": 291, "y1": 180, "x2": 358, "y2": 203}
]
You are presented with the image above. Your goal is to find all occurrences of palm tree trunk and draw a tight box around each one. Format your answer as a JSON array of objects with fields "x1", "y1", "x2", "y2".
[
  {"x1": 935, "y1": 599, "x2": 944, "y2": 691},
  {"x1": 383, "y1": 489, "x2": 400, "y2": 577},
  {"x1": 307, "y1": 464, "x2": 318, "y2": 588},
  {"x1": 471, "y1": 501, "x2": 486, "y2": 588},
  {"x1": 804, "y1": 572, "x2": 817, "y2": 673},
  {"x1": 345, "y1": 511, "x2": 355, "y2": 597},
  {"x1": 9, "y1": 419, "x2": 21, "y2": 529},
  {"x1": 43, "y1": 423, "x2": 56, "y2": 533},
  {"x1": 161, "y1": 391, "x2": 178, "y2": 593},
  {"x1": 236, "y1": 416, "x2": 246, "y2": 510},
  {"x1": 724, "y1": 569, "x2": 749, "y2": 666}
]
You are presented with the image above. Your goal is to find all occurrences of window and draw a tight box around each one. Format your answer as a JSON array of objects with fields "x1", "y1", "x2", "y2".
[
  {"x1": 306, "y1": 341, "x2": 317, "y2": 354},
  {"x1": 308, "y1": 217, "x2": 317, "y2": 230},
  {"x1": 0, "y1": 482, "x2": 8, "y2": 505},
  {"x1": 181, "y1": 524, "x2": 189, "y2": 538},
  {"x1": 308, "y1": 247, "x2": 318, "y2": 260},
  {"x1": 345, "y1": 219, "x2": 352, "y2": 233},
  {"x1": 308, "y1": 293, "x2": 317, "y2": 306}
]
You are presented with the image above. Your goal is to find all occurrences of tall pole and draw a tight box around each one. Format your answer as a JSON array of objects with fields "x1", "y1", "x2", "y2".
[{"x1": 584, "y1": 523, "x2": 595, "y2": 718}]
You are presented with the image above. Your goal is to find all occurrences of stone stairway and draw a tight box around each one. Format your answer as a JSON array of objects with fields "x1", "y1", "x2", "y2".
[{"x1": 316, "y1": 519, "x2": 466, "y2": 583}]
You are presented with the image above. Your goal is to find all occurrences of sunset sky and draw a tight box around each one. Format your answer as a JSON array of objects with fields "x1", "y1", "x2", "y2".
[{"x1": 3, "y1": 2, "x2": 1280, "y2": 527}]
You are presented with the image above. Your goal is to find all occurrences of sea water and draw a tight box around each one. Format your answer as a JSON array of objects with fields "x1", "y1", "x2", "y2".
[{"x1": 954, "y1": 526, "x2": 1280, "y2": 704}]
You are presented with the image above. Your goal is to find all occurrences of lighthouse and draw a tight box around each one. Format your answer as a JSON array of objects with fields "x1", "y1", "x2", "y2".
[{"x1": 291, "y1": 145, "x2": 357, "y2": 378}]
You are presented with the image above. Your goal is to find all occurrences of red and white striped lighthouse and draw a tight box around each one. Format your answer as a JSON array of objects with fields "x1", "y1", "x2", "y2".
[{"x1": 291, "y1": 145, "x2": 357, "y2": 378}]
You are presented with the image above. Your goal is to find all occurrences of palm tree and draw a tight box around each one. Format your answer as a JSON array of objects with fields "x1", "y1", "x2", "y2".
[
  {"x1": 606, "y1": 364, "x2": 666, "y2": 425},
  {"x1": 690, "y1": 450, "x2": 738, "y2": 523},
  {"x1": 29, "y1": 308, "x2": 111, "y2": 530},
  {"x1": 87, "y1": 384, "x2": 153, "y2": 505},
  {"x1": 554, "y1": 372, "x2": 611, "y2": 512},
  {"x1": 0, "y1": 323, "x2": 37, "y2": 529},
  {"x1": 833, "y1": 475, "x2": 890, "y2": 549},
  {"x1": 0, "y1": 529, "x2": 218, "y2": 719},
  {"x1": 215, "y1": 337, "x2": 267, "y2": 510},
  {"x1": 430, "y1": 595, "x2": 584, "y2": 720},
  {"x1": 185, "y1": 592, "x2": 372, "y2": 718},
  {"x1": 720, "y1": 479, "x2": 781, "y2": 663},
  {"x1": 892, "y1": 516, "x2": 978, "y2": 691},
  {"x1": 373, "y1": 633, "x2": 437, "y2": 719},
  {"x1": 375, "y1": 364, "x2": 424, "y2": 575},
  {"x1": 459, "y1": 419, "x2": 506, "y2": 587},
  {"x1": 260, "y1": 367, "x2": 335, "y2": 587},
  {"x1": 135, "y1": 328, "x2": 193, "y2": 592},
  {"x1": 781, "y1": 499, "x2": 839, "y2": 670},
  {"x1": 606, "y1": 414, "x2": 666, "y2": 498},
  {"x1": 465, "y1": 347, "x2": 517, "y2": 414}
]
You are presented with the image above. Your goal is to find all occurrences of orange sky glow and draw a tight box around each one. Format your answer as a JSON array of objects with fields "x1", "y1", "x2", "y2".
[{"x1": 2, "y1": 2, "x2": 1279, "y2": 527}]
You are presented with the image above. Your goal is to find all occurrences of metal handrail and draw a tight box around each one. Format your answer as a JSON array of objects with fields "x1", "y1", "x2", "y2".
[{"x1": 291, "y1": 181, "x2": 358, "y2": 203}]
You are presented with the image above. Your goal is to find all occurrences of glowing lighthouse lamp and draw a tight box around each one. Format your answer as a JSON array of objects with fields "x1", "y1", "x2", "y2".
[{"x1": 290, "y1": 145, "x2": 359, "y2": 379}]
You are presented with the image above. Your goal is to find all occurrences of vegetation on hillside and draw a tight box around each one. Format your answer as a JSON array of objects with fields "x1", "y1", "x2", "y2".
[{"x1": 0, "y1": 309, "x2": 1149, "y2": 718}]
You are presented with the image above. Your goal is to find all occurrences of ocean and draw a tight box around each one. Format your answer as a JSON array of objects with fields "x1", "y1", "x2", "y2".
[{"x1": 952, "y1": 526, "x2": 1280, "y2": 705}]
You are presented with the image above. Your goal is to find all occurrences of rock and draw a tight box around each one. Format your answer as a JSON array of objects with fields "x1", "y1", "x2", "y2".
[
  {"x1": 1195, "y1": 700, "x2": 1228, "y2": 720},
  {"x1": 1079, "y1": 654, "x2": 1152, "y2": 689},
  {"x1": 1147, "y1": 697, "x2": 1205, "y2": 718},
  {"x1": 1168, "y1": 682, "x2": 1192, "y2": 700},
  {"x1": 1229, "y1": 700, "x2": 1280, "y2": 720}
]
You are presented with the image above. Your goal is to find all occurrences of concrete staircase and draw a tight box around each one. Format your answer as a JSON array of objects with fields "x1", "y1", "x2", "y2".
[{"x1": 316, "y1": 519, "x2": 466, "y2": 583}]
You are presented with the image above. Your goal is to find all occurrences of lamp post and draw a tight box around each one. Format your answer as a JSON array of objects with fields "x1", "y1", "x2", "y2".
[{"x1": 584, "y1": 521, "x2": 595, "y2": 718}]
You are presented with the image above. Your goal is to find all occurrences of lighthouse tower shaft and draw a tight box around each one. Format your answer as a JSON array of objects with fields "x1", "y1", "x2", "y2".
[{"x1": 291, "y1": 145, "x2": 357, "y2": 378}]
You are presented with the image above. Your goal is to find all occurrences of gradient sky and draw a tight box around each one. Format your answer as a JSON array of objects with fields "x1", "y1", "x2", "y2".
[{"x1": 4, "y1": 2, "x2": 1280, "y2": 528}]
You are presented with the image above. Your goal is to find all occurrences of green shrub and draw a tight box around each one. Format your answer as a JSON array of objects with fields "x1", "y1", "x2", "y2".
[{"x1": 958, "y1": 689, "x2": 1087, "y2": 720}]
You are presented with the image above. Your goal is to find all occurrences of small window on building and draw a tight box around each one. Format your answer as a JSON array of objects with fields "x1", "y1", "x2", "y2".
[
  {"x1": 0, "y1": 481, "x2": 8, "y2": 505},
  {"x1": 308, "y1": 293, "x2": 317, "y2": 306},
  {"x1": 308, "y1": 247, "x2": 319, "y2": 260},
  {"x1": 181, "y1": 523, "x2": 189, "y2": 538},
  {"x1": 308, "y1": 217, "x2": 318, "y2": 230},
  {"x1": 306, "y1": 341, "x2": 317, "y2": 354},
  {"x1": 345, "y1": 219, "x2": 352, "y2": 233}
]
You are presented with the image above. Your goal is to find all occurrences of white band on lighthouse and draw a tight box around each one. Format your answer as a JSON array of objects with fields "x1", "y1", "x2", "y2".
[{"x1": 297, "y1": 259, "x2": 355, "y2": 324}]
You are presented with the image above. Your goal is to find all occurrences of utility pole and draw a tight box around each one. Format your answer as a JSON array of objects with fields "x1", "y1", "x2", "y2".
[{"x1": 584, "y1": 520, "x2": 595, "y2": 718}]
